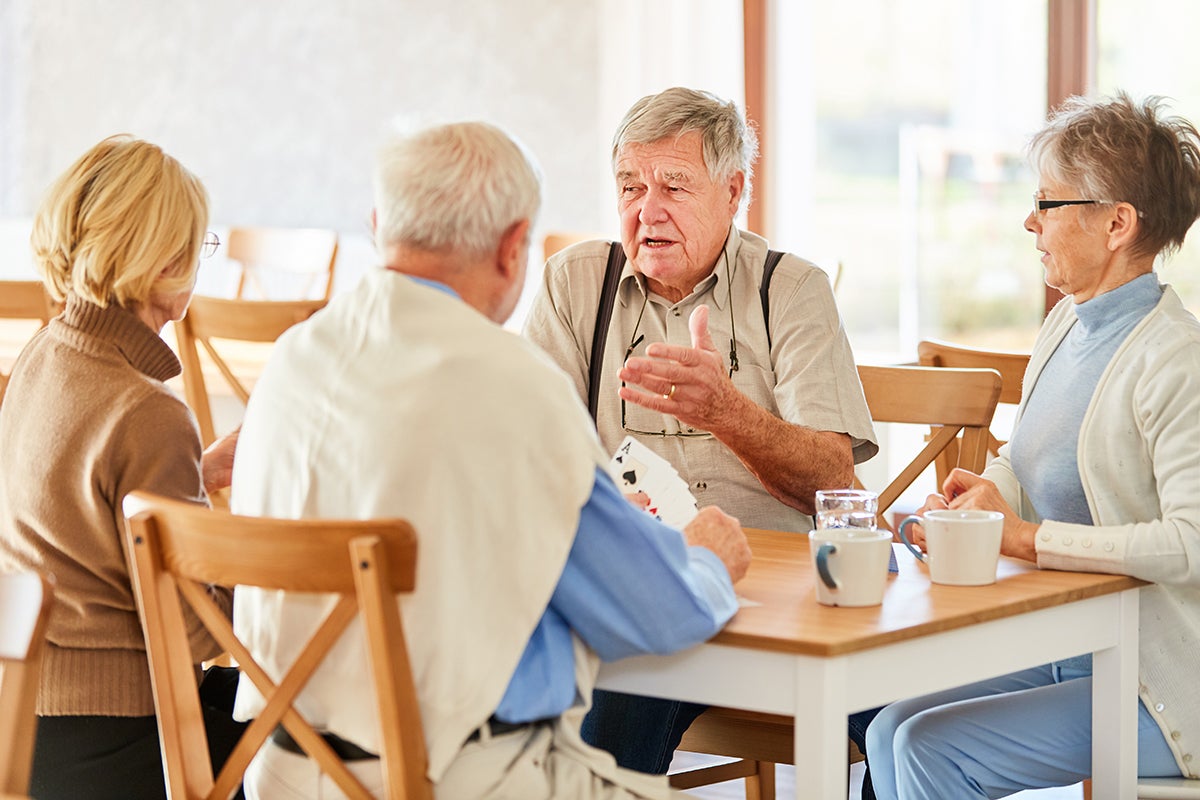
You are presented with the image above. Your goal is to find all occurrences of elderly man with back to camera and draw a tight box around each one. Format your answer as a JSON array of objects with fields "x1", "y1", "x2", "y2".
[
  {"x1": 862, "y1": 92, "x2": 1200, "y2": 799},
  {"x1": 523, "y1": 86, "x2": 879, "y2": 776},
  {"x1": 229, "y1": 119, "x2": 754, "y2": 799}
]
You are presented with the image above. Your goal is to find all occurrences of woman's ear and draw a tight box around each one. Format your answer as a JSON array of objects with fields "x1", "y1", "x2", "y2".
[{"x1": 1106, "y1": 202, "x2": 1141, "y2": 252}]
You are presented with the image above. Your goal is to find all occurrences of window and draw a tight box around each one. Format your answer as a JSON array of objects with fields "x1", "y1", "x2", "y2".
[{"x1": 768, "y1": 0, "x2": 1049, "y2": 360}]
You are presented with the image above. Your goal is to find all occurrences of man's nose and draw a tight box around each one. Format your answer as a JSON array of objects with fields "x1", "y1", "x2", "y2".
[{"x1": 638, "y1": 189, "x2": 669, "y2": 224}]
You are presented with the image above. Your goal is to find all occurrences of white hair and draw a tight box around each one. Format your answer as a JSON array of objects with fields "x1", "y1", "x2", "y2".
[{"x1": 373, "y1": 121, "x2": 542, "y2": 257}]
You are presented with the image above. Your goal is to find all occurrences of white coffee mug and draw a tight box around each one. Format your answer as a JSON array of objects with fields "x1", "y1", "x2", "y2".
[
  {"x1": 898, "y1": 509, "x2": 1004, "y2": 586},
  {"x1": 808, "y1": 528, "x2": 893, "y2": 607}
]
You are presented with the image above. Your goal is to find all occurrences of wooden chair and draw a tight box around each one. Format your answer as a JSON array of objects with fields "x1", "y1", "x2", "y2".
[
  {"x1": 0, "y1": 280, "x2": 60, "y2": 406},
  {"x1": 917, "y1": 339, "x2": 1030, "y2": 487},
  {"x1": 122, "y1": 490, "x2": 431, "y2": 800},
  {"x1": 225, "y1": 227, "x2": 339, "y2": 301},
  {"x1": 671, "y1": 365, "x2": 1003, "y2": 799},
  {"x1": 173, "y1": 296, "x2": 324, "y2": 448},
  {"x1": 0, "y1": 571, "x2": 55, "y2": 795},
  {"x1": 542, "y1": 231, "x2": 601, "y2": 260}
]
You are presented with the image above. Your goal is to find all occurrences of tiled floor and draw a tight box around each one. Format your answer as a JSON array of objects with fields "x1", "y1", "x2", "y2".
[{"x1": 671, "y1": 752, "x2": 1086, "y2": 799}]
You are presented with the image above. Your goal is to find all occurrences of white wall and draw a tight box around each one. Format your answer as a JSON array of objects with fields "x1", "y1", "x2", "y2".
[{"x1": 0, "y1": 0, "x2": 612, "y2": 254}]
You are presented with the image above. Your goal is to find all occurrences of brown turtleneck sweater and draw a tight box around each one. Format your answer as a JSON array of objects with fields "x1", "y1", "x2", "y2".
[{"x1": 0, "y1": 294, "x2": 228, "y2": 716}]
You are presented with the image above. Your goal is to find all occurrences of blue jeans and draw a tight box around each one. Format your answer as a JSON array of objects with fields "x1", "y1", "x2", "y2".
[{"x1": 581, "y1": 690, "x2": 708, "y2": 774}]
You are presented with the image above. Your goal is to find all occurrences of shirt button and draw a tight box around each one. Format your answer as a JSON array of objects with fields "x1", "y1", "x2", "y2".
[
  {"x1": 1063, "y1": 536, "x2": 1073, "y2": 546},
  {"x1": 1082, "y1": 539, "x2": 1092, "y2": 548},
  {"x1": 1184, "y1": 753, "x2": 1193, "y2": 763},
  {"x1": 1041, "y1": 532, "x2": 1052, "y2": 542},
  {"x1": 695, "y1": 481, "x2": 707, "y2": 491},
  {"x1": 673, "y1": 309, "x2": 681, "y2": 317},
  {"x1": 1173, "y1": 731, "x2": 1183, "y2": 740},
  {"x1": 1104, "y1": 542, "x2": 1114, "y2": 552},
  {"x1": 1156, "y1": 703, "x2": 1166, "y2": 712}
]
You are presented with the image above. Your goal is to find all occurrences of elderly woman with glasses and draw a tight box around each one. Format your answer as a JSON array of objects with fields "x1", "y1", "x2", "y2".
[
  {"x1": 863, "y1": 93, "x2": 1200, "y2": 799},
  {"x1": 0, "y1": 135, "x2": 243, "y2": 799}
]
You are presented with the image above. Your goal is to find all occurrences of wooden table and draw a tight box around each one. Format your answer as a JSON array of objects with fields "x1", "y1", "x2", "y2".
[{"x1": 596, "y1": 528, "x2": 1145, "y2": 799}]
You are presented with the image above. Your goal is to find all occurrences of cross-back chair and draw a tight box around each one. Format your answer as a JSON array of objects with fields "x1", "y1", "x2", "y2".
[
  {"x1": 917, "y1": 339, "x2": 1030, "y2": 487},
  {"x1": 173, "y1": 296, "x2": 324, "y2": 448},
  {"x1": 671, "y1": 364, "x2": 1003, "y2": 799},
  {"x1": 0, "y1": 280, "x2": 60, "y2": 406},
  {"x1": 122, "y1": 490, "x2": 431, "y2": 800},
  {"x1": 0, "y1": 571, "x2": 55, "y2": 795},
  {"x1": 226, "y1": 227, "x2": 339, "y2": 301}
]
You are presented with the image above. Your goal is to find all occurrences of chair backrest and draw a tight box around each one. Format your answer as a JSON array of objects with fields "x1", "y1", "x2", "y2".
[
  {"x1": 122, "y1": 490, "x2": 431, "y2": 800},
  {"x1": 855, "y1": 364, "x2": 1002, "y2": 531},
  {"x1": 226, "y1": 227, "x2": 339, "y2": 301},
  {"x1": 917, "y1": 339, "x2": 1031, "y2": 484},
  {"x1": 0, "y1": 281, "x2": 61, "y2": 406},
  {"x1": 0, "y1": 571, "x2": 55, "y2": 795},
  {"x1": 542, "y1": 231, "x2": 601, "y2": 260},
  {"x1": 173, "y1": 296, "x2": 325, "y2": 448}
]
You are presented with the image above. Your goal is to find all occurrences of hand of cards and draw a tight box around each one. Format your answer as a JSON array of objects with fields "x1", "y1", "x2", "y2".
[{"x1": 607, "y1": 436, "x2": 698, "y2": 528}]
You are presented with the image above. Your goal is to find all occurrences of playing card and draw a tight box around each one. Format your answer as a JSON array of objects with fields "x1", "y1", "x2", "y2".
[{"x1": 608, "y1": 436, "x2": 698, "y2": 527}]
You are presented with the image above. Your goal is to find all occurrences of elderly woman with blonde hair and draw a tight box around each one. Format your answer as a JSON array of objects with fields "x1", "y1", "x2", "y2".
[
  {"x1": 0, "y1": 135, "x2": 243, "y2": 799},
  {"x1": 864, "y1": 93, "x2": 1200, "y2": 799}
]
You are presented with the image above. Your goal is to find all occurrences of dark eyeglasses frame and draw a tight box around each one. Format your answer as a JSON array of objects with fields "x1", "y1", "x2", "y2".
[
  {"x1": 1032, "y1": 196, "x2": 1099, "y2": 217},
  {"x1": 200, "y1": 231, "x2": 220, "y2": 259}
]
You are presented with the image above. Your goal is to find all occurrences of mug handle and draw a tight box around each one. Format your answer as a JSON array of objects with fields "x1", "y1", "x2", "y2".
[
  {"x1": 815, "y1": 543, "x2": 839, "y2": 590},
  {"x1": 898, "y1": 515, "x2": 928, "y2": 563}
]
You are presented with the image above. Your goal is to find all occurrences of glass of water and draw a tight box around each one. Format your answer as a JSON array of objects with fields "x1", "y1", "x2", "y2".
[{"x1": 815, "y1": 489, "x2": 879, "y2": 530}]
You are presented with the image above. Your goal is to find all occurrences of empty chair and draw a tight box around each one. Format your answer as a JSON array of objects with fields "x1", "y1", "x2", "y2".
[
  {"x1": 123, "y1": 490, "x2": 431, "y2": 800},
  {"x1": 226, "y1": 227, "x2": 338, "y2": 301},
  {"x1": 0, "y1": 571, "x2": 55, "y2": 796},
  {"x1": 173, "y1": 296, "x2": 325, "y2": 448},
  {"x1": 672, "y1": 365, "x2": 1003, "y2": 799}
]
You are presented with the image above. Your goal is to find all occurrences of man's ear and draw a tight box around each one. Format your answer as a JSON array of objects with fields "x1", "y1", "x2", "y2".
[
  {"x1": 497, "y1": 218, "x2": 531, "y2": 279},
  {"x1": 1107, "y1": 202, "x2": 1140, "y2": 252},
  {"x1": 727, "y1": 171, "x2": 746, "y2": 214}
]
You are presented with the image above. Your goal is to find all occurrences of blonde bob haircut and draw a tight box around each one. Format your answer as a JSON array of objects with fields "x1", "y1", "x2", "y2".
[{"x1": 31, "y1": 134, "x2": 209, "y2": 308}]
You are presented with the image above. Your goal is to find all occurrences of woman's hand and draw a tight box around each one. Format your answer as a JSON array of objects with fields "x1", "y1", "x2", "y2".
[
  {"x1": 201, "y1": 427, "x2": 240, "y2": 495},
  {"x1": 942, "y1": 468, "x2": 1039, "y2": 562},
  {"x1": 904, "y1": 493, "x2": 952, "y2": 550}
]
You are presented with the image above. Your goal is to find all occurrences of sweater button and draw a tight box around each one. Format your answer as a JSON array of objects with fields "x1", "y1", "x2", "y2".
[
  {"x1": 1156, "y1": 703, "x2": 1166, "y2": 712},
  {"x1": 1173, "y1": 731, "x2": 1183, "y2": 740}
]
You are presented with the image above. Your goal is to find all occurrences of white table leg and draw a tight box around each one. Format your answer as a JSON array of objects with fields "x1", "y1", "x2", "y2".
[
  {"x1": 793, "y1": 657, "x2": 849, "y2": 800},
  {"x1": 1090, "y1": 587, "x2": 1140, "y2": 799}
]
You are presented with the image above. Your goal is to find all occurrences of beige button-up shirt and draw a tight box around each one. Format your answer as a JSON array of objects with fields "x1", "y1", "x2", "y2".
[{"x1": 524, "y1": 226, "x2": 877, "y2": 532}]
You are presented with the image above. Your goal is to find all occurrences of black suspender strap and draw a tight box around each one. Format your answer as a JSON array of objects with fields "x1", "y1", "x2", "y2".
[
  {"x1": 587, "y1": 244, "x2": 785, "y2": 421},
  {"x1": 588, "y1": 242, "x2": 626, "y2": 421},
  {"x1": 760, "y1": 249, "x2": 784, "y2": 350}
]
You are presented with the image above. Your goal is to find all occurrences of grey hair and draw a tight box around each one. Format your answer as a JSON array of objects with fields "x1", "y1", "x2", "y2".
[
  {"x1": 1029, "y1": 92, "x2": 1200, "y2": 259},
  {"x1": 373, "y1": 121, "x2": 542, "y2": 257},
  {"x1": 611, "y1": 87, "x2": 758, "y2": 212}
]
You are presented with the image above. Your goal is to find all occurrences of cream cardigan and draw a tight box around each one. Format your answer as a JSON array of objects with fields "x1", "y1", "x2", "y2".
[{"x1": 985, "y1": 285, "x2": 1200, "y2": 776}]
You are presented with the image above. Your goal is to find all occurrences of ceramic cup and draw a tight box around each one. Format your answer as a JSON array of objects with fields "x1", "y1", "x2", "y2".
[
  {"x1": 808, "y1": 528, "x2": 893, "y2": 607},
  {"x1": 898, "y1": 509, "x2": 1004, "y2": 586}
]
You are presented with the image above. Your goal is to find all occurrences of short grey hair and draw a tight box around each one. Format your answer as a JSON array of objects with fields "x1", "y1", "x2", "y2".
[
  {"x1": 1029, "y1": 92, "x2": 1200, "y2": 259},
  {"x1": 611, "y1": 87, "x2": 759, "y2": 211},
  {"x1": 374, "y1": 121, "x2": 542, "y2": 257}
]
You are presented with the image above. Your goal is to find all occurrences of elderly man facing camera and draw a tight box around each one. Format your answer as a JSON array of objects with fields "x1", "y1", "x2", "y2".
[
  {"x1": 523, "y1": 87, "x2": 878, "y2": 773},
  {"x1": 229, "y1": 120, "x2": 751, "y2": 799}
]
